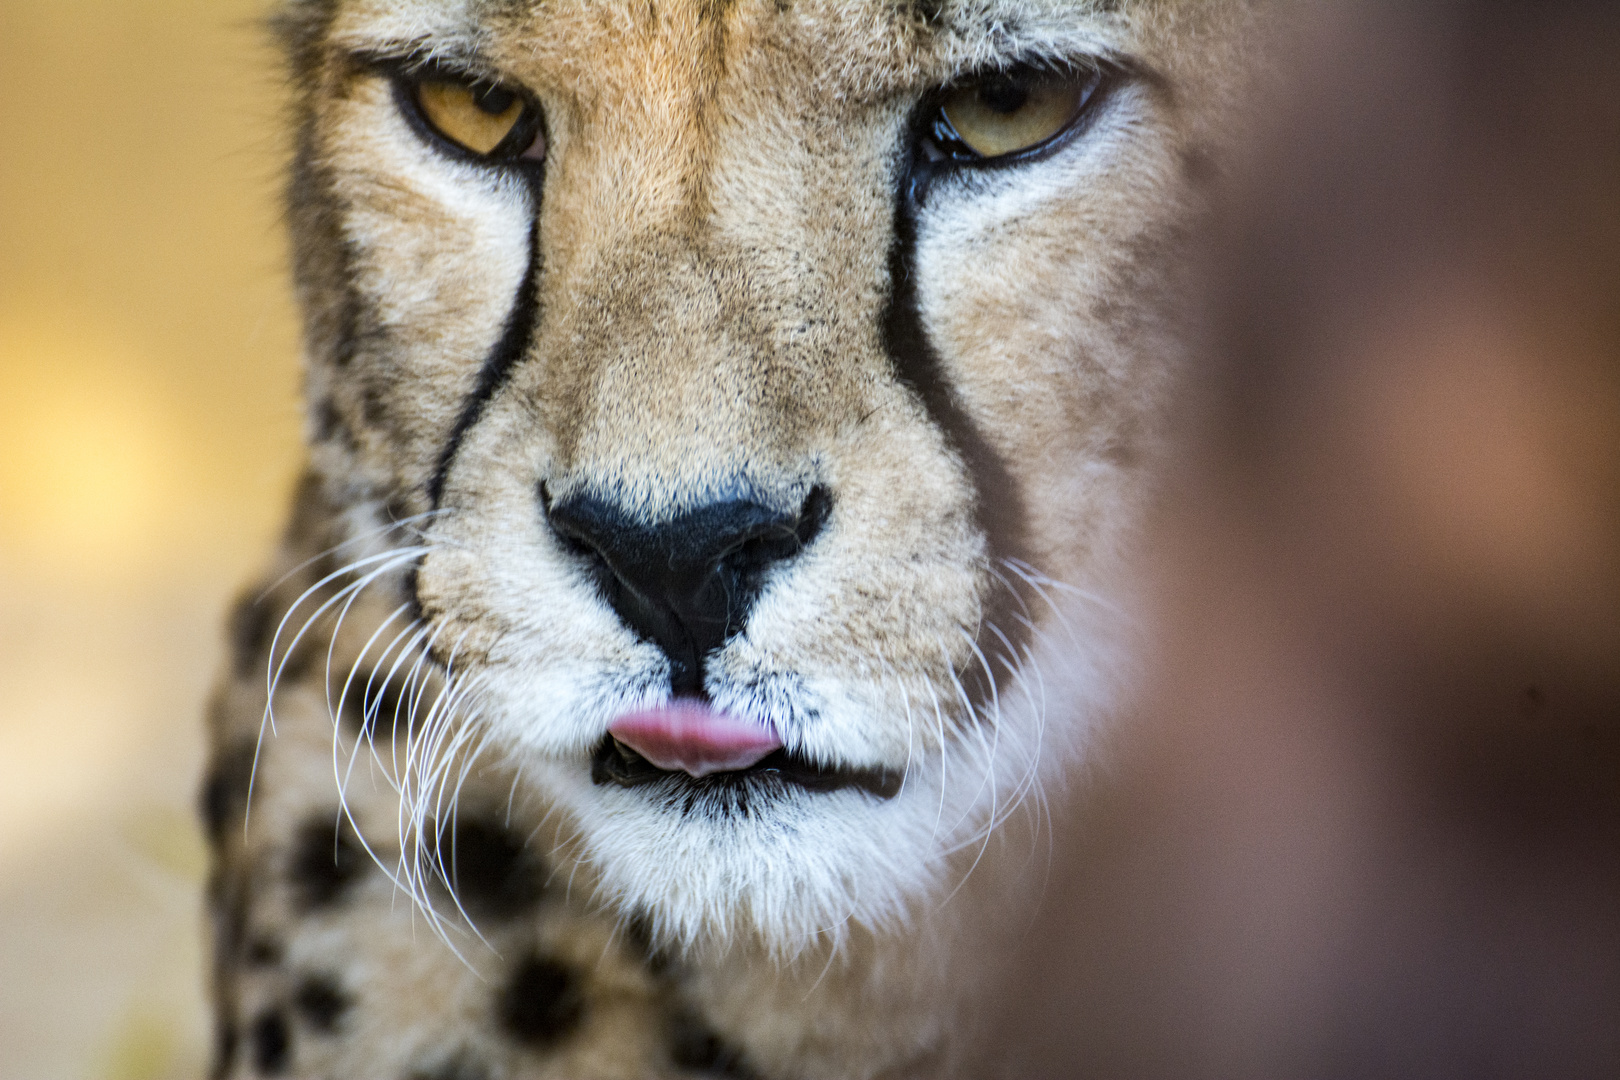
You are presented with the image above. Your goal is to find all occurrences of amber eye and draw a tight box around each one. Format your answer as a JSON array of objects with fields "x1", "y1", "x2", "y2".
[
  {"x1": 933, "y1": 67, "x2": 1101, "y2": 160},
  {"x1": 411, "y1": 76, "x2": 544, "y2": 161}
]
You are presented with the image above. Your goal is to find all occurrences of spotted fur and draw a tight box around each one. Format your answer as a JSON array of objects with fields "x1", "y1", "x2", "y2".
[{"x1": 204, "y1": 2, "x2": 1265, "y2": 1076}]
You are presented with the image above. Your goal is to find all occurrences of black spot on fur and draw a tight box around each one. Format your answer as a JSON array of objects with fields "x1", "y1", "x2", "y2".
[
  {"x1": 290, "y1": 815, "x2": 367, "y2": 909},
  {"x1": 200, "y1": 741, "x2": 255, "y2": 845},
  {"x1": 312, "y1": 396, "x2": 358, "y2": 451},
  {"x1": 361, "y1": 382, "x2": 389, "y2": 426},
  {"x1": 498, "y1": 955, "x2": 584, "y2": 1047},
  {"x1": 623, "y1": 910, "x2": 672, "y2": 975},
  {"x1": 229, "y1": 590, "x2": 277, "y2": 675},
  {"x1": 405, "y1": 1050, "x2": 492, "y2": 1080},
  {"x1": 1180, "y1": 145, "x2": 1219, "y2": 188},
  {"x1": 909, "y1": 0, "x2": 943, "y2": 26},
  {"x1": 199, "y1": 773, "x2": 234, "y2": 846},
  {"x1": 312, "y1": 396, "x2": 340, "y2": 440},
  {"x1": 206, "y1": 866, "x2": 250, "y2": 968},
  {"x1": 331, "y1": 286, "x2": 362, "y2": 369},
  {"x1": 209, "y1": 1016, "x2": 238, "y2": 1080},
  {"x1": 250, "y1": 1009, "x2": 291, "y2": 1075},
  {"x1": 405, "y1": 563, "x2": 427, "y2": 630},
  {"x1": 271, "y1": 633, "x2": 321, "y2": 684},
  {"x1": 246, "y1": 937, "x2": 283, "y2": 967},
  {"x1": 294, "y1": 973, "x2": 351, "y2": 1033},
  {"x1": 339, "y1": 670, "x2": 412, "y2": 741},
  {"x1": 442, "y1": 817, "x2": 546, "y2": 918},
  {"x1": 670, "y1": 1011, "x2": 756, "y2": 1076},
  {"x1": 384, "y1": 494, "x2": 415, "y2": 526}
]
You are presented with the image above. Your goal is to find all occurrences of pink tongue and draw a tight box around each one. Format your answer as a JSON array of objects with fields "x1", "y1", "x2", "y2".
[{"x1": 608, "y1": 703, "x2": 782, "y2": 778}]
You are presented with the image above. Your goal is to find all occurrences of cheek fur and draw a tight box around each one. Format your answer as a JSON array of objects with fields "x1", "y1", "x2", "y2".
[{"x1": 310, "y1": 73, "x2": 535, "y2": 497}]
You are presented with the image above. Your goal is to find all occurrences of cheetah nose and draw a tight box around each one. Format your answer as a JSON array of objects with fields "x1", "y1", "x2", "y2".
[{"x1": 541, "y1": 485, "x2": 831, "y2": 696}]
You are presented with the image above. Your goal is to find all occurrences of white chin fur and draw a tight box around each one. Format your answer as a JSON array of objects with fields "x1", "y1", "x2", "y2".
[{"x1": 497, "y1": 600, "x2": 1129, "y2": 958}]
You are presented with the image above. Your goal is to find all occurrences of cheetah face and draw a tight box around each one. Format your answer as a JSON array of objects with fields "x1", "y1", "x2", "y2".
[{"x1": 289, "y1": 0, "x2": 1200, "y2": 950}]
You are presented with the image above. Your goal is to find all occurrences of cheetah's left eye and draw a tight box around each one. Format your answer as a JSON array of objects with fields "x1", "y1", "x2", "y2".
[
  {"x1": 406, "y1": 74, "x2": 546, "y2": 162},
  {"x1": 926, "y1": 66, "x2": 1104, "y2": 161}
]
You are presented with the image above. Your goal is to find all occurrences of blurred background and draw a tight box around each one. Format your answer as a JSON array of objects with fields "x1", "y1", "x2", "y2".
[
  {"x1": 0, "y1": 2, "x2": 300, "y2": 1076},
  {"x1": 988, "y1": 2, "x2": 1620, "y2": 1076}
]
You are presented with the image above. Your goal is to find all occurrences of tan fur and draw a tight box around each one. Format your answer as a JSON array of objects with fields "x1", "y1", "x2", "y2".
[{"x1": 205, "y1": 2, "x2": 1269, "y2": 1077}]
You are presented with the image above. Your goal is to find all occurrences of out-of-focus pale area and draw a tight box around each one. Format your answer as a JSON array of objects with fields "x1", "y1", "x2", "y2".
[{"x1": 0, "y1": 2, "x2": 301, "y2": 1077}]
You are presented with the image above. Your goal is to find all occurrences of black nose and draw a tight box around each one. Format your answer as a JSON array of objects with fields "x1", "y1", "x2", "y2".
[{"x1": 542, "y1": 485, "x2": 831, "y2": 696}]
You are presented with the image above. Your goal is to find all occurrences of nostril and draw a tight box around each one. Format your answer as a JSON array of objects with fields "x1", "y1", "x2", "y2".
[
  {"x1": 540, "y1": 482, "x2": 605, "y2": 561},
  {"x1": 726, "y1": 485, "x2": 831, "y2": 571},
  {"x1": 795, "y1": 484, "x2": 832, "y2": 548}
]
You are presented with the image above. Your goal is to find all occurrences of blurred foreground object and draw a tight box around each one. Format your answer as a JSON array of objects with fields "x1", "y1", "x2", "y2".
[{"x1": 990, "y1": 1, "x2": 1620, "y2": 1075}]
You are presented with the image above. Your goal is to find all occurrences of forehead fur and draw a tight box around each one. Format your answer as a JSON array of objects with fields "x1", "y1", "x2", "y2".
[{"x1": 290, "y1": 0, "x2": 1147, "y2": 85}]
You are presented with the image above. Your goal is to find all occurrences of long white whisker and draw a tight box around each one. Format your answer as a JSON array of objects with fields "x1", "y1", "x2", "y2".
[
  {"x1": 246, "y1": 546, "x2": 429, "y2": 833},
  {"x1": 940, "y1": 627, "x2": 1006, "y2": 902},
  {"x1": 936, "y1": 637, "x2": 993, "y2": 844},
  {"x1": 981, "y1": 620, "x2": 1044, "y2": 841},
  {"x1": 923, "y1": 674, "x2": 950, "y2": 846},
  {"x1": 256, "y1": 508, "x2": 449, "y2": 600},
  {"x1": 334, "y1": 610, "x2": 424, "y2": 817},
  {"x1": 365, "y1": 620, "x2": 436, "y2": 791},
  {"x1": 1000, "y1": 558, "x2": 1084, "y2": 647}
]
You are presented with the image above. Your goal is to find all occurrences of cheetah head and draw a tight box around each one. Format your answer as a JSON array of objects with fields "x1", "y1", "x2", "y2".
[{"x1": 281, "y1": 0, "x2": 1239, "y2": 952}]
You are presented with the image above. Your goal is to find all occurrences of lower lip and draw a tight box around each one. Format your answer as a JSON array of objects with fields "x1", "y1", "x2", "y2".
[{"x1": 606, "y1": 702, "x2": 783, "y2": 779}]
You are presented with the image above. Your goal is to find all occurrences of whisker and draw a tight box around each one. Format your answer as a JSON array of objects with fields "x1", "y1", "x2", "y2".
[
  {"x1": 333, "y1": 607, "x2": 418, "y2": 820},
  {"x1": 256, "y1": 507, "x2": 450, "y2": 601},
  {"x1": 365, "y1": 619, "x2": 437, "y2": 790},
  {"x1": 941, "y1": 628, "x2": 1007, "y2": 903},
  {"x1": 246, "y1": 546, "x2": 430, "y2": 833},
  {"x1": 936, "y1": 636, "x2": 994, "y2": 844},
  {"x1": 923, "y1": 672, "x2": 950, "y2": 846}
]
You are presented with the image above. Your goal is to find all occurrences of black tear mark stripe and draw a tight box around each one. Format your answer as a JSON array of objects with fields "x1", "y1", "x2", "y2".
[
  {"x1": 427, "y1": 213, "x2": 544, "y2": 508},
  {"x1": 881, "y1": 145, "x2": 1036, "y2": 700}
]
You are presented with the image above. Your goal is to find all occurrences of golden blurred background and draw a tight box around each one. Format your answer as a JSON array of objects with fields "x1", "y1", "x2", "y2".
[{"x1": 1, "y1": 2, "x2": 302, "y2": 1076}]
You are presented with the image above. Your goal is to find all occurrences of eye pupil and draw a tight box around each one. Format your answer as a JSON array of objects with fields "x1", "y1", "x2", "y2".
[
  {"x1": 472, "y1": 85, "x2": 516, "y2": 116},
  {"x1": 978, "y1": 82, "x2": 1028, "y2": 115}
]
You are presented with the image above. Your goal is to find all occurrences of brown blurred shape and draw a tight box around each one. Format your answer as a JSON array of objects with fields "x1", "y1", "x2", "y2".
[{"x1": 989, "y1": 2, "x2": 1620, "y2": 1076}]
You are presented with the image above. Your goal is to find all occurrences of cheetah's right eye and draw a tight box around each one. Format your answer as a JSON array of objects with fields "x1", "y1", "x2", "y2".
[
  {"x1": 924, "y1": 64, "x2": 1105, "y2": 163},
  {"x1": 406, "y1": 74, "x2": 545, "y2": 162}
]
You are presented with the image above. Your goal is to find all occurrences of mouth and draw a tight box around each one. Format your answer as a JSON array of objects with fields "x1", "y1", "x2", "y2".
[{"x1": 590, "y1": 702, "x2": 903, "y2": 800}]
